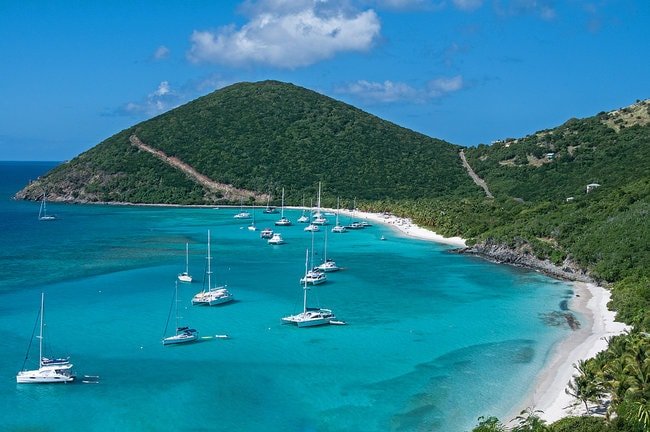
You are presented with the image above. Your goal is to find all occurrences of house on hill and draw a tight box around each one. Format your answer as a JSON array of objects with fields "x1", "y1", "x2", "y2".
[{"x1": 586, "y1": 183, "x2": 601, "y2": 193}]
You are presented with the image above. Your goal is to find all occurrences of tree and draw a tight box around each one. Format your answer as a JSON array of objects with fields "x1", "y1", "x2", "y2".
[
  {"x1": 510, "y1": 407, "x2": 550, "y2": 432},
  {"x1": 565, "y1": 360, "x2": 605, "y2": 414},
  {"x1": 471, "y1": 416, "x2": 507, "y2": 432}
]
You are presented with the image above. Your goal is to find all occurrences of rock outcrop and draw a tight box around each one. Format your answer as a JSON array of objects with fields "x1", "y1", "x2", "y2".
[{"x1": 455, "y1": 239, "x2": 593, "y2": 283}]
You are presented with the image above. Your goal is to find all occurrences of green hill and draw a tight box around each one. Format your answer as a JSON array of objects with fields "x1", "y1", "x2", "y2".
[
  {"x1": 16, "y1": 80, "x2": 477, "y2": 206},
  {"x1": 15, "y1": 81, "x2": 650, "y2": 430}
]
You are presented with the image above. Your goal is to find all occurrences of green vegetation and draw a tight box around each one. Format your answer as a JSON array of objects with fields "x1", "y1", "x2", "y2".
[
  {"x1": 461, "y1": 102, "x2": 650, "y2": 431},
  {"x1": 14, "y1": 82, "x2": 649, "y2": 430},
  {"x1": 18, "y1": 81, "x2": 475, "y2": 205}
]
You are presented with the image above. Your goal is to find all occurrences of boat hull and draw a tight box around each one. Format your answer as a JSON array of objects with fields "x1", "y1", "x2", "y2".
[
  {"x1": 163, "y1": 333, "x2": 198, "y2": 345},
  {"x1": 16, "y1": 367, "x2": 75, "y2": 384},
  {"x1": 282, "y1": 309, "x2": 335, "y2": 327},
  {"x1": 178, "y1": 273, "x2": 193, "y2": 283}
]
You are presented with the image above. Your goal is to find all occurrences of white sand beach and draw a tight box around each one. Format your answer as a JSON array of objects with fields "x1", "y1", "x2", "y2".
[
  {"x1": 332, "y1": 208, "x2": 629, "y2": 425},
  {"x1": 335, "y1": 209, "x2": 467, "y2": 247},
  {"x1": 514, "y1": 282, "x2": 630, "y2": 423}
]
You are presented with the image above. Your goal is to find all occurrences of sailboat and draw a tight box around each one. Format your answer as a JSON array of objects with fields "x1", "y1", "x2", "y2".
[
  {"x1": 282, "y1": 250, "x2": 335, "y2": 327},
  {"x1": 17, "y1": 293, "x2": 75, "y2": 383},
  {"x1": 331, "y1": 197, "x2": 347, "y2": 233},
  {"x1": 312, "y1": 182, "x2": 328, "y2": 225},
  {"x1": 38, "y1": 194, "x2": 56, "y2": 221},
  {"x1": 275, "y1": 187, "x2": 292, "y2": 226},
  {"x1": 248, "y1": 205, "x2": 258, "y2": 231},
  {"x1": 315, "y1": 230, "x2": 340, "y2": 272},
  {"x1": 192, "y1": 230, "x2": 234, "y2": 306},
  {"x1": 300, "y1": 230, "x2": 327, "y2": 285},
  {"x1": 178, "y1": 243, "x2": 193, "y2": 282},
  {"x1": 233, "y1": 198, "x2": 251, "y2": 219},
  {"x1": 163, "y1": 281, "x2": 198, "y2": 345},
  {"x1": 297, "y1": 195, "x2": 309, "y2": 223},
  {"x1": 263, "y1": 194, "x2": 278, "y2": 214}
]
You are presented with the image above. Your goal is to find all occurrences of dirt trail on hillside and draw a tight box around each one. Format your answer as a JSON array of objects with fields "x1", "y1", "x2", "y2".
[
  {"x1": 459, "y1": 149, "x2": 494, "y2": 198},
  {"x1": 129, "y1": 134, "x2": 264, "y2": 202}
]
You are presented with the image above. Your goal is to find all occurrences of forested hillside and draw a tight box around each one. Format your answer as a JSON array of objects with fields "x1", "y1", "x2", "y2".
[
  {"x1": 14, "y1": 82, "x2": 650, "y2": 430},
  {"x1": 16, "y1": 81, "x2": 477, "y2": 205}
]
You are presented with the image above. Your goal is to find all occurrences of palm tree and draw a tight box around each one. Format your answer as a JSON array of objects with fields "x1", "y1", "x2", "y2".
[
  {"x1": 627, "y1": 401, "x2": 650, "y2": 431},
  {"x1": 471, "y1": 416, "x2": 507, "y2": 432},
  {"x1": 565, "y1": 360, "x2": 605, "y2": 414},
  {"x1": 510, "y1": 407, "x2": 550, "y2": 432}
]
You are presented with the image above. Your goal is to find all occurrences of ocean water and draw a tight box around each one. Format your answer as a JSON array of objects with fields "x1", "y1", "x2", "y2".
[{"x1": 0, "y1": 162, "x2": 575, "y2": 431}]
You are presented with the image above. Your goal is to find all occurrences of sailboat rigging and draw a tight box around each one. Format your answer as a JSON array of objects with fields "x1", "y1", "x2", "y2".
[
  {"x1": 163, "y1": 281, "x2": 198, "y2": 345},
  {"x1": 178, "y1": 243, "x2": 193, "y2": 282},
  {"x1": 17, "y1": 293, "x2": 75, "y2": 383},
  {"x1": 38, "y1": 193, "x2": 56, "y2": 221}
]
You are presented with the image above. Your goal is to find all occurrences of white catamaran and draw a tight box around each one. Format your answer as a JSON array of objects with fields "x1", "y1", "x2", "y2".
[
  {"x1": 17, "y1": 293, "x2": 75, "y2": 383},
  {"x1": 192, "y1": 230, "x2": 234, "y2": 306},
  {"x1": 282, "y1": 250, "x2": 336, "y2": 328}
]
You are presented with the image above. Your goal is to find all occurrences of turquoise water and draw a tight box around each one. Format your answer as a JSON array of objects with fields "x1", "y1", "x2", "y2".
[{"x1": 0, "y1": 162, "x2": 574, "y2": 431}]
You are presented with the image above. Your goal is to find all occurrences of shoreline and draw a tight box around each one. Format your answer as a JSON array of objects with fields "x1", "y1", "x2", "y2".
[
  {"x1": 36, "y1": 200, "x2": 630, "y2": 424},
  {"x1": 511, "y1": 281, "x2": 630, "y2": 423},
  {"x1": 335, "y1": 208, "x2": 467, "y2": 247},
  {"x1": 332, "y1": 209, "x2": 629, "y2": 424}
]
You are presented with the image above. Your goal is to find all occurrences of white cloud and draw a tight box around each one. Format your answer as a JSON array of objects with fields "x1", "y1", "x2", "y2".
[
  {"x1": 373, "y1": 0, "x2": 427, "y2": 9},
  {"x1": 153, "y1": 81, "x2": 171, "y2": 96},
  {"x1": 452, "y1": 0, "x2": 483, "y2": 11},
  {"x1": 336, "y1": 80, "x2": 421, "y2": 103},
  {"x1": 110, "y1": 75, "x2": 233, "y2": 118},
  {"x1": 493, "y1": 0, "x2": 557, "y2": 20},
  {"x1": 337, "y1": 76, "x2": 464, "y2": 104},
  {"x1": 153, "y1": 45, "x2": 170, "y2": 60},
  {"x1": 427, "y1": 75, "x2": 463, "y2": 97},
  {"x1": 116, "y1": 81, "x2": 180, "y2": 117},
  {"x1": 187, "y1": 1, "x2": 381, "y2": 68}
]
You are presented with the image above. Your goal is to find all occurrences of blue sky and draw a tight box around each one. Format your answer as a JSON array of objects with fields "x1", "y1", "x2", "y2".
[{"x1": 1, "y1": 0, "x2": 648, "y2": 161}]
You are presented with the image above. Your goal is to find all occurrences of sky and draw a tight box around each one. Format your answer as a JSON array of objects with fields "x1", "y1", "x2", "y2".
[{"x1": 1, "y1": 0, "x2": 648, "y2": 161}]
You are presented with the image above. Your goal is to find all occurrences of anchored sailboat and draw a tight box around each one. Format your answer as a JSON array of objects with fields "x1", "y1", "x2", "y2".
[
  {"x1": 192, "y1": 230, "x2": 234, "y2": 306},
  {"x1": 275, "y1": 187, "x2": 292, "y2": 226},
  {"x1": 163, "y1": 281, "x2": 198, "y2": 345},
  {"x1": 282, "y1": 250, "x2": 335, "y2": 328},
  {"x1": 17, "y1": 293, "x2": 75, "y2": 383},
  {"x1": 38, "y1": 194, "x2": 56, "y2": 221},
  {"x1": 178, "y1": 243, "x2": 193, "y2": 282}
]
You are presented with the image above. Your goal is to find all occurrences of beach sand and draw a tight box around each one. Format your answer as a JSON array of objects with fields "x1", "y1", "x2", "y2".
[
  {"x1": 335, "y1": 209, "x2": 467, "y2": 247},
  {"x1": 335, "y1": 208, "x2": 629, "y2": 424},
  {"x1": 513, "y1": 281, "x2": 630, "y2": 423}
]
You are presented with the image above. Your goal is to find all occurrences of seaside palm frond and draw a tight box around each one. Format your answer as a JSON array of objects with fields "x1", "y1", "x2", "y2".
[
  {"x1": 510, "y1": 407, "x2": 550, "y2": 432},
  {"x1": 565, "y1": 360, "x2": 606, "y2": 414},
  {"x1": 628, "y1": 401, "x2": 650, "y2": 431},
  {"x1": 471, "y1": 416, "x2": 508, "y2": 432}
]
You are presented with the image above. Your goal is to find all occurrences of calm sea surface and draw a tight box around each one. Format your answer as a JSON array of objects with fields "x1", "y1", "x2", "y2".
[{"x1": 0, "y1": 162, "x2": 574, "y2": 431}]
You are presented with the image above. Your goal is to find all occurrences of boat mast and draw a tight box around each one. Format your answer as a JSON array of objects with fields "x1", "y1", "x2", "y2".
[
  {"x1": 335, "y1": 197, "x2": 340, "y2": 226},
  {"x1": 38, "y1": 292, "x2": 44, "y2": 368},
  {"x1": 207, "y1": 230, "x2": 213, "y2": 290},
  {"x1": 303, "y1": 249, "x2": 309, "y2": 314},
  {"x1": 174, "y1": 281, "x2": 180, "y2": 331},
  {"x1": 185, "y1": 243, "x2": 189, "y2": 274},
  {"x1": 281, "y1": 188, "x2": 285, "y2": 218},
  {"x1": 317, "y1": 182, "x2": 322, "y2": 216}
]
